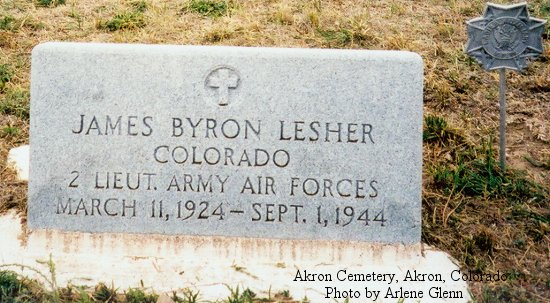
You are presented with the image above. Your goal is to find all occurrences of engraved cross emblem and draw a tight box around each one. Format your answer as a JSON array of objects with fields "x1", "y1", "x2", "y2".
[{"x1": 205, "y1": 66, "x2": 240, "y2": 106}]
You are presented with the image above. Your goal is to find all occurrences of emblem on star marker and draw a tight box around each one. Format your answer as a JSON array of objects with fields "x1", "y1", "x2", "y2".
[{"x1": 465, "y1": 2, "x2": 546, "y2": 71}]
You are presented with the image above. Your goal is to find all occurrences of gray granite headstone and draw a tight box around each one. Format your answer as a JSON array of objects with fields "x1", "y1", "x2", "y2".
[{"x1": 29, "y1": 42, "x2": 422, "y2": 244}]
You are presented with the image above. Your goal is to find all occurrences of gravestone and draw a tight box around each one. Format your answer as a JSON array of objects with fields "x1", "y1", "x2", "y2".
[
  {"x1": 15, "y1": 42, "x2": 472, "y2": 302},
  {"x1": 29, "y1": 42, "x2": 422, "y2": 244}
]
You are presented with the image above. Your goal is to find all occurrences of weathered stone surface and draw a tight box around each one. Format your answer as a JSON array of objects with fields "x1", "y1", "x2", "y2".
[{"x1": 29, "y1": 42, "x2": 423, "y2": 244}]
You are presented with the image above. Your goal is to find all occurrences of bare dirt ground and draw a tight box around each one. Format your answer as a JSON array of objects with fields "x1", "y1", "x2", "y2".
[{"x1": 1, "y1": 0, "x2": 548, "y2": 302}]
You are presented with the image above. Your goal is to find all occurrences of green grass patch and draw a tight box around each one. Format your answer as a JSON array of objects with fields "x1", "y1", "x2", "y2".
[
  {"x1": 0, "y1": 88, "x2": 30, "y2": 119},
  {"x1": 531, "y1": 0, "x2": 550, "y2": 17},
  {"x1": 226, "y1": 286, "x2": 256, "y2": 303},
  {"x1": 186, "y1": 0, "x2": 231, "y2": 18},
  {"x1": 317, "y1": 28, "x2": 352, "y2": 47},
  {"x1": 0, "y1": 125, "x2": 20, "y2": 138},
  {"x1": 273, "y1": 289, "x2": 292, "y2": 301},
  {"x1": 0, "y1": 16, "x2": 16, "y2": 31},
  {"x1": 0, "y1": 64, "x2": 13, "y2": 90},
  {"x1": 0, "y1": 270, "x2": 25, "y2": 301},
  {"x1": 0, "y1": 16, "x2": 44, "y2": 32},
  {"x1": 60, "y1": 283, "x2": 164, "y2": 303},
  {"x1": 130, "y1": 0, "x2": 148, "y2": 13},
  {"x1": 0, "y1": 270, "x2": 46, "y2": 302},
  {"x1": 316, "y1": 20, "x2": 378, "y2": 48},
  {"x1": 431, "y1": 141, "x2": 548, "y2": 204},
  {"x1": 531, "y1": 0, "x2": 550, "y2": 37},
  {"x1": 59, "y1": 286, "x2": 95, "y2": 303},
  {"x1": 170, "y1": 289, "x2": 200, "y2": 303},
  {"x1": 542, "y1": 4, "x2": 550, "y2": 15},
  {"x1": 423, "y1": 114, "x2": 464, "y2": 146},
  {"x1": 98, "y1": 11, "x2": 146, "y2": 31},
  {"x1": 93, "y1": 282, "x2": 118, "y2": 302},
  {"x1": 125, "y1": 288, "x2": 158, "y2": 303},
  {"x1": 36, "y1": 0, "x2": 66, "y2": 7},
  {"x1": 424, "y1": 115, "x2": 548, "y2": 204}
]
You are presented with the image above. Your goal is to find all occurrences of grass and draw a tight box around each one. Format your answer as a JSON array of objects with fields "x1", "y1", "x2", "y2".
[
  {"x1": 130, "y1": 1, "x2": 148, "y2": 13},
  {"x1": 186, "y1": 0, "x2": 232, "y2": 18},
  {"x1": 170, "y1": 289, "x2": 200, "y2": 303},
  {"x1": 0, "y1": 271, "x2": 137, "y2": 303},
  {"x1": 0, "y1": 0, "x2": 548, "y2": 302},
  {"x1": 96, "y1": 1, "x2": 148, "y2": 32},
  {"x1": 0, "y1": 88, "x2": 30, "y2": 119},
  {"x1": 0, "y1": 16, "x2": 45, "y2": 32},
  {"x1": 0, "y1": 16, "x2": 17, "y2": 31},
  {"x1": 423, "y1": 114, "x2": 549, "y2": 301},
  {"x1": 0, "y1": 125, "x2": 20, "y2": 138},
  {"x1": 36, "y1": 0, "x2": 66, "y2": 8},
  {"x1": 315, "y1": 16, "x2": 379, "y2": 48},
  {"x1": 92, "y1": 283, "x2": 118, "y2": 303},
  {"x1": 423, "y1": 114, "x2": 464, "y2": 146},
  {"x1": 0, "y1": 64, "x2": 13, "y2": 90},
  {"x1": 226, "y1": 286, "x2": 256, "y2": 303},
  {"x1": 425, "y1": 115, "x2": 548, "y2": 205},
  {"x1": 431, "y1": 141, "x2": 547, "y2": 203},
  {"x1": 0, "y1": 270, "x2": 29, "y2": 301},
  {"x1": 0, "y1": 270, "x2": 301, "y2": 303},
  {"x1": 97, "y1": 11, "x2": 146, "y2": 31},
  {"x1": 530, "y1": 0, "x2": 550, "y2": 37},
  {"x1": 316, "y1": 28, "x2": 352, "y2": 47},
  {"x1": 125, "y1": 288, "x2": 159, "y2": 303}
]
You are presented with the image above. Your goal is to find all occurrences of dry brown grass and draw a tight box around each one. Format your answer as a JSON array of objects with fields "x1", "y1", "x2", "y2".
[{"x1": 1, "y1": 0, "x2": 549, "y2": 301}]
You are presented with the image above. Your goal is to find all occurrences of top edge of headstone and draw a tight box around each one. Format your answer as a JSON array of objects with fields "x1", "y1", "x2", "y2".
[{"x1": 32, "y1": 42, "x2": 423, "y2": 64}]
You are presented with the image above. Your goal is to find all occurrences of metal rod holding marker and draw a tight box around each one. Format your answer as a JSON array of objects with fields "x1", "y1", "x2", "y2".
[{"x1": 499, "y1": 68, "x2": 506, "y2": 171}]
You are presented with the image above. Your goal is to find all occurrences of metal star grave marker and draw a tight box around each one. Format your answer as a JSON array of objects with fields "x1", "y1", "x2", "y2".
[{"x1": 465, "y1": 2, "x2": 546, "y2": 170}]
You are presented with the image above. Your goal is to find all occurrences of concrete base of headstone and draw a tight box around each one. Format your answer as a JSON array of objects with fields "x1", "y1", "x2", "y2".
[
  {"x1": 7, "y1": 145, "x2": 29, "y2": 181},
  {"x1": 1, "y1": 210, "x2": 471, "y2": 302}
]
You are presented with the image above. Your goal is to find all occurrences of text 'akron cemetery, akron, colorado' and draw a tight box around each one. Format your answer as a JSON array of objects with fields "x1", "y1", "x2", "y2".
[{"x1": 29, "y1": 42, "x2": 423, "y2": 244}]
